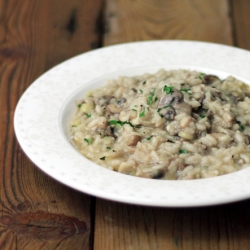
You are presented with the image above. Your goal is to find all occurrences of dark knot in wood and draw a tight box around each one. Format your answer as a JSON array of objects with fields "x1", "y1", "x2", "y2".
[
  {"x1": 0, "y1": 47, "x2": 26, "y2": 59},
  {"x1": 0, "y1": 210, "x2": 88, "y2": 240},
  {"x1": 66, "y1": 9, "x2": 77, "y2": 34}
]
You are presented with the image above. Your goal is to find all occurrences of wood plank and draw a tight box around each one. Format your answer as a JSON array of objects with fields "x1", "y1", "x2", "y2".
[
  {"x1": 231, "y1": 0, "x2": 250, "y2": 50},
  {"x1": 0, "y1": 0, "x2": 102, "y2": 249},
  {"x1": 94, "y1": 1, "x2": 243, "y2": 250},
  {"x1": 103, "y1": 0, "x2": 233, "y2": 45},
  {"x1": 94, "y1": 199, "x2": 250, "y2": 250}
]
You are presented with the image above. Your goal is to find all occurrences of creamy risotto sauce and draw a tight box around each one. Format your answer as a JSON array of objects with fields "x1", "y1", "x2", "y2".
[{"x1": 70, "y1": 69, "x2": 250, "y2": 180}]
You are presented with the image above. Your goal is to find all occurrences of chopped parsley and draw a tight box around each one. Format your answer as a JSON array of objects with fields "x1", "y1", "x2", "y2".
[
  {"x1": 180, "y1": 88, "x2": 191, "y2": 93},
  {"x1": 132, "y1": 109, "x2": 137, "y2": 111},
  {"x1": 100, "y1": 156, "x2": 106, "y2": 160},
  {"x1": 179, "y1": 149, "x2": 188, "y2": 154},
  {"x1": 108, "y1": 120, "x2": 133, "y2": 127},
  {"x1": 198, "y1": 72, "x2": 206, "y2": 80},
  {"x1": 84, "y1": 113, "x2": 91, "y2": 118},
  {"x1": 142, "y1": 81, "x2": 146, "y2": 85},
  {"x1": 147, "y1": 89, "x2": 157, "y2": 105},
  {"x1": 147, "y1": 95, "x2": 154, "y2": 105},
  {"x1": 106, "y1": 146, "x2": 111, "y2": 150},
  {"x1": 108, "y1": 120, "x2": 123, "y2": 125},
  {"x1": 240, "y1": 124, "x2": 246, "y2": 131},
  {"x1": 72, "y1": 125, "x2": 77, "y2": 127},
  {"x1": 139, "y1": 89, "x2": 143, "y2": 93},
  {"x1": 200, "y1": 114, "x2": 206, "y2": 118},
  {"x1": 139, "y1": 109, "x2": 145, "y2": 117},
  {"x1": 163, "y1": 85, "x2": 174, "y2": 95},
  {"x1": 84, "y1": 138, "x2": 92, "y2": 145},
  {"x1": 157, "y1": 105, "x2": 171, "y2": 113},
  {"x1": 146, "y1": 136, "x2": 152, "y2": 140},
  {"x1": 78, "y1": 104, "x2": 82, "y2": 108}
]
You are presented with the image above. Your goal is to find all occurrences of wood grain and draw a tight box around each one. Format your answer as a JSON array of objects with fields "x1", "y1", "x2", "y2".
[
  {"x1": 231, "y1": 0, "x2": 250, "y2": 50},
  {"x1": 0, "y1": 0, "x2": 102, "y2": 249},
  {"x1": 103, "y1": 0, "x2": 233, "y2": 45},
  {"x1": 94, "y1": 199, "x2": 250, "y2": 250}
]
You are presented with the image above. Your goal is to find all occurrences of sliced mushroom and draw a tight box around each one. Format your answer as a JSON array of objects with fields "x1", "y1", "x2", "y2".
[
  {"x1": 127, "y1": 135, "x2": 141, "y2": 146},
  {"x1": 94, "y1": 95, "x2": 115, "y2": 106},
  {"x1": 158, "y1": 89, "x2": 183, "y2": 108},
  {"x1": 172, "y1": 102, "x2": 192, "y2": 116},
  {"x1": 229, "y1": 93, "x2": 245, "y2": 103},
  {"x1": 152, "y1": 169, "x2": 165, "y2": 179},
  {"x1": 105, "y1": 126, "x2": 117, "y2": 139},
  {"x1": 107, "y1": 104, "x2": 123, "y2": 114},
  {"x1": 210, "y1": 89, "x2": 222, "y2": 99},
  {"x1": 206, "y1": 110, "x2": 214, "y2": 122},
  {"x1": 160, "y1": 107, "x2": 175, "y2": 120},
  {"x1": 131, "y1": 88, "x2": 137, "y2": 94},
  {"x1": 198, "y1": 94, "x2": 205, "y2": 104},
  {"x1": 117, "y1": 98, "x2": 127, "y2": 106},
  {"x1": 203, "y1": 75, "x2": 220, "y2": 85},
  {"x1": 245, "y1": 135, "x2": 250, "y2": 145}
]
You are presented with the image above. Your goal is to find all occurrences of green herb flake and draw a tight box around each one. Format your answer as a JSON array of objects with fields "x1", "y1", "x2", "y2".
[
  {"x1": 108, "y1": 120, "x2": 134, "y2": 127},
  {"x1": 146, "y1": 136, "x2": 152, "y2": 140},
  {"x1": 180, "y1": 88, "x2": 191, "y2": 93},
  {"x1": 179, "y1": 149, "x2": 188, "y2": 154},
  {"x1": 84, "y1": 138, "x2": 92, "y2": 145},
  {"x1": 147, "y1": 89, "x2": 157, "y2": 105},
  {"x1": 108, "y1": 120, "x2": 120, "y2": 125},
  {"x1": 139, "y1": 109, "x2": 145, "y2": 117},
  {"x1": 142, "y1": 81, "x2": 146, "y2": 85},
  {"x1": 132, "y1": 109, "x2": 137, "y2": 111},
  {"x1": 72, "y1": 125, "x2": 77, "y2": 127},
  {"x1": 139, "y1": 89, "x2": 143, "y2": 93},
  {"x1": 163, "y1": 85, "x2": 174, "y2": 95},
  {"x1": 84, "y1": 113, "x2": 91, "y2": 118},
  {"x1": 198, "y1": 72, "x2": 206, "y2": 80},
  {"x1": 240, "y1": 124, "x2": 246, "y2": 131},
  {"x1": 157, "y1": 105, "x2": 171, "y2": 113},
  {"x1": 78, "y1": 104, "x2": 82, "y2": 108},
  {"x1": 106, "y1": 146, "x2": 111, "y2": 150},
  {"x1": 100, "y1": 156, "x2": 106, "y2": 160},
  {"x1": 200, "y1": 114, "x2": 206, "y2": 118}
]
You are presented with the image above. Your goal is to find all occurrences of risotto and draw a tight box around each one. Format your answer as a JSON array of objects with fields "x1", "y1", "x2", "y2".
[{"x1": 70, "y1": 69, "x2": 250, "y2": 180}]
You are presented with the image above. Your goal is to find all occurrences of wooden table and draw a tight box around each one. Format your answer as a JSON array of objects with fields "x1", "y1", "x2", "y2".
[{"x1": 1, "y1": 0, "x2": 250, "y2": 249}]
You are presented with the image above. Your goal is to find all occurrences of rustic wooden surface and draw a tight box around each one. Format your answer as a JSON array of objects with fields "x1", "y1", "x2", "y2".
[
  {"x1": 0, "y1": 0, "x2": 102, "y2": 249},
  {"x1": 1, "y1": 0, "x2": 250, "y2": 249}
]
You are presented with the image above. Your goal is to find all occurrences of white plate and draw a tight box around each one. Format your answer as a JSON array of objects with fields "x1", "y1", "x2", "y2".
[{"x1": 14, "y1": 40, "x2": 250, "y2": 207}]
